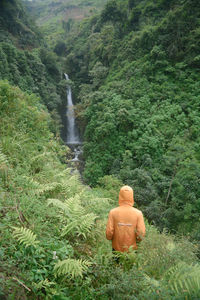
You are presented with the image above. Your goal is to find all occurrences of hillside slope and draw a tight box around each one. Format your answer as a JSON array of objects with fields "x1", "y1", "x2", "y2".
[
  {"x1": 23, "y1": 0, "x2": 108, "y2": 46},
  {"x1": 0, "y1": 0, "x2": 42, "y2": 48},
  {"x1": 1, "y1": 0, "x2": 200, "y2": 298},
  {"x1": 63, "y1": 0, "x2": 200, "y2": 237},
  {"x1": 0, "y1": 0, "x2": 69, "y2": 130},
  {"x1": 1, "y1": 80, "x2": 200, "y2": 300}
]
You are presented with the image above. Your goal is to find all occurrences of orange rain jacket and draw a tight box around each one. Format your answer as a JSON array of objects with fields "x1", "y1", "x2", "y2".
[{"x1": 106, "y1": 186, "x2": 145, "y2": 252}]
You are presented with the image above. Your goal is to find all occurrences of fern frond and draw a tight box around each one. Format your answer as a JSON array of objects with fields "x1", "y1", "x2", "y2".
[
  {"x1": 54, "y1": 258, "x2": 92, "y2": 279},
  {"x1": 83, "y1": 197, "x2": 112, "y2": 207},
  {"x1": 0, "y1": 147, "x2": 8, "y2": 168},
  {"x1": 47, "y1": 196, "x2": 98, "y2": 239},
  {"x1": 33, "y1": 279, "x2": 56, "y2": 290},
  {"x1": 0, "y1": 149, "x2": 8, "y2": 166},
  {"x1": 163, "y1": 262, "x2": 200, "y2": 297},
  {"x1": 61, "y1": 219, "x2": 79, "y2": 237},
  {"x1": 48, "y1": 195, "x2": 84, "y2": 216},
  {"x1": 82, "y1": 196, "x2": 112, "y2": 215},
  {"x1": 53, "y1": 168, "x2": 72, "y2": 179},
  {"x1": 78, "y1": 213, "x2": 98, "y2": 237},
  {"x1": 64, "y1": 195, "x2": 85, "y2": 216},
  {"x1": 47, "y1": 198, "x2": 70, "y2": 215},
  {"x1": 30, "y1": 152, "x2": 52, "y2": 162},
  {"x1": 61, "y1": 174, "x2": 84, "y2": 195},
  {"x1": 30, "y1": 181, "x2": 62, "y2": 195},
  {"x1": 143, "y1": 274, "x2": 160, "y2": 293},
  {"x1": 61, "y1": 213, "x2": 97, "y2": 238},
  {"x1": 13, "y1": 227, "x2": 39, "y2": 248}
]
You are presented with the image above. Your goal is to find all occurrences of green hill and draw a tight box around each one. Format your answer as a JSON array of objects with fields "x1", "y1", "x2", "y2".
[
  {"x1": 1, "y1": 80, "x2": 200, "y2": 300},
  {"x1": 0, "y1": 0, "x2": 68, "y2": 129},
  {"x1": 62, "y1": 0, "x2": 200, "y2": 237},
  {"x1": 23, "y1": 0, "x2": 108, "y2": 46},
  {"x1": 0, "y1": 0, "x2": 42, "y2": 48},
  {"x1": 1, "y1": 0, "x2": 200, "y2": 298}
]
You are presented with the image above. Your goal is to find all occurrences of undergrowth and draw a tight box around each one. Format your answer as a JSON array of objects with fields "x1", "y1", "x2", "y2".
[{"x1": 1, "y1": 81, "x2": 200, "y2": 299}]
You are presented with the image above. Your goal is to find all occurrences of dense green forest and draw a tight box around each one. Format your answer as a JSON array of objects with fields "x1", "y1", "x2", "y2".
[
  {"x1": 62, "y1": 0, "x2": 200, "y2": 238},
  {"x1": 0, "y1": 0, "x2": 68, "y2": 132},
  {"x1": 1, "y1": 80, "x2": 200, "y2": 299},
  {"x1": 24, "y1": 0, "x2": 108, "y2": 47},
  {"x1": 1, "y1": 0, "x2": 200, "y2": 298}
]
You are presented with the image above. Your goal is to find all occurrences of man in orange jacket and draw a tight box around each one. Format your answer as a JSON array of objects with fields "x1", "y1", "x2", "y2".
[{"x1": 106, "y1": 185, "x2": 145, "y2": 252}]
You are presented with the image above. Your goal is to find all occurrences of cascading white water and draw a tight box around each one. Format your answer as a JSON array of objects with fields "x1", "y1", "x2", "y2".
[
  {"x1": 71, "y1": 146, "x2": 82, "y2": 162},
  {"x1": 64, "y1": 73, "x2": 80, "y2": 145},
  {"x1": 64, "y1": 74, "x2": 83, "y2": 163}
]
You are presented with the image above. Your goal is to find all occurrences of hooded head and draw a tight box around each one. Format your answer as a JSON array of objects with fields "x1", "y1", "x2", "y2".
[{"x1": 119, "y1": 185, "x2": 134, "y2": 206}]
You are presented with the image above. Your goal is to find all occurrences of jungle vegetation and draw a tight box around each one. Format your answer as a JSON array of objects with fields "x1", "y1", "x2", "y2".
[
  {"x1": 62, "y1": 0, "x2": 200, "y2": 238},
  {"x1": 1, "y1": 80, "x2": 200, "y2": 299},
  {"x1": 0, "y1": 0, "x2": 68, "y2": 133},
  {"x1": 23, "y1": 0, "x2": 108, "y2": 47},
  {"x1": 1, "y1": 0, "x2": 200, "y2": 299}
]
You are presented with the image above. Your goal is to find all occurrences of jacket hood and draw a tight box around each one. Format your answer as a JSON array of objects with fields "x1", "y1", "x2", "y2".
[{"x1": 119, "y1": 185, "x2": 134, "y2": 206}]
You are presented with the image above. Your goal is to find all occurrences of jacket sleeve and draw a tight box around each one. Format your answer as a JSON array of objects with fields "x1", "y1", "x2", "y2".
[
  {"x1": 136, "y1": 212, "x2": 145, "y2": 241},
  {"x1": 106, "y1": 210, "x2": 114, "y2": 240}
]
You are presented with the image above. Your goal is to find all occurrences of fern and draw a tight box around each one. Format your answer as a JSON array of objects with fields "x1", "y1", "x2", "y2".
[
  {"x1": 64, "y1": 195, "x2": 86, "y2": 217},
  {"x1": 143, "y1": 274, "x2": 161, "y2": 294},
  {"x1": 0, "y1": 149, "x2": 8, "y2": 166},
  {"x1": 36, "y1": 182, "x2": 63, "y2": 195},
  {"x1": 53, "y1": 168, "x2": 75, "y2": 179},
  {"x1": 29, "y1": 180, "x2": 62, "y2": 195},
  {"x1": 54, "y1": 258, "x2": 92, "y2": 279},
  {"x1": 33, "y1": 279, "x2": 56, "y2": 290},
  {"x1": 0, "y1": 148, "x2": 9, "y2": 182},
  {"x1": 30, "y1": 152, "x2": 54, "y2": 173},
  {"x1": 25, "y1": 169, "x2": 83, "y2": 198},
  {"x1": 163, "y1": 262, "x2": 200, "y2": 297},
  {"x1": 47, "y1": 198, "x2": 70, "y2": 215},
  {"x1": 13, "y1": 227, "x2": 39, "y2": 248},
  {"x1": 30, "y1": 152, "x2": 53, "y2": 162},
  {"x1": 33, "y1": 180, "x2": 80, "y2": 196},
  {"x1": 48, "y1": 196, "x2": 98, "y2": 238},
  {"x1": 62, "y1": 213, "x2": 97, "y2": 238},
  {"x1": 82, "y1": 195, "x2": 113, "y2": 215}
]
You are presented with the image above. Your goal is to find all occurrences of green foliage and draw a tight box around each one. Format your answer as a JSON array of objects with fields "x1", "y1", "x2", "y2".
[
  {"x1": 163, "y1": 262, "x2": 200, "y2": 297},
  {"x1": 1, "y1": 0, "x2": 200, "y2": 299},
  {"x1": 13, "y1": 227, "x2": 40, "y2": 248},
  {"x1": 0, "y1": 148, "x2": 8, "y2": 171},
  {"x1": 0, "y1": 42, "x2": 64, "y2": 116},
  {"x1": 101, "y1": 0, "x2": 123, "y2": 23},
  {"x1": 137, "y1": 226, "x2": 197, "y2": 279},
  {"x1": 32, "y1": 278, "x2": 56, "y2": 292},
  {"x1": 0, "y1": 82, "x2": 100, "y2": 298},
  {"x1": 88, "y1": 225, "x2": 200, "y2": 299},
  {"x1": 48, "y1": 196, "x2": 98, "y2": 239},
  {"x1": 54, "y1": 258, "x2": 92, "y2": 278},
  {"x1": 62, "y1": 213, "x2": 97, "y2": 239},
  {"x1": 0, "y1": 0, "x2": 66, "y2": 128},
  {"x1": 24, "y1": 0, "x2": 108, "y2": 47},
  {"x1": 0, "y1": 0, "x2": 42, "y2": 48},
  {"x1": 63, "y1": 0, "x2": 200, "y2": 238}
]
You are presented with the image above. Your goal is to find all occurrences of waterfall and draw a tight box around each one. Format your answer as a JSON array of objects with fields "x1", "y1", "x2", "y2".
[
  {"x1": 64, "y1": 73, "x2": 80, "y2": 145},
  {"x1": 64, "y1": 74, "x2": 83, "y2": 165}
]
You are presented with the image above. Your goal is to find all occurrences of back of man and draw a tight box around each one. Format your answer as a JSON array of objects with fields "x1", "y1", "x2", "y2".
[{"x1": 106, "y1": 185, "x2": 145, "y2": 252}]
